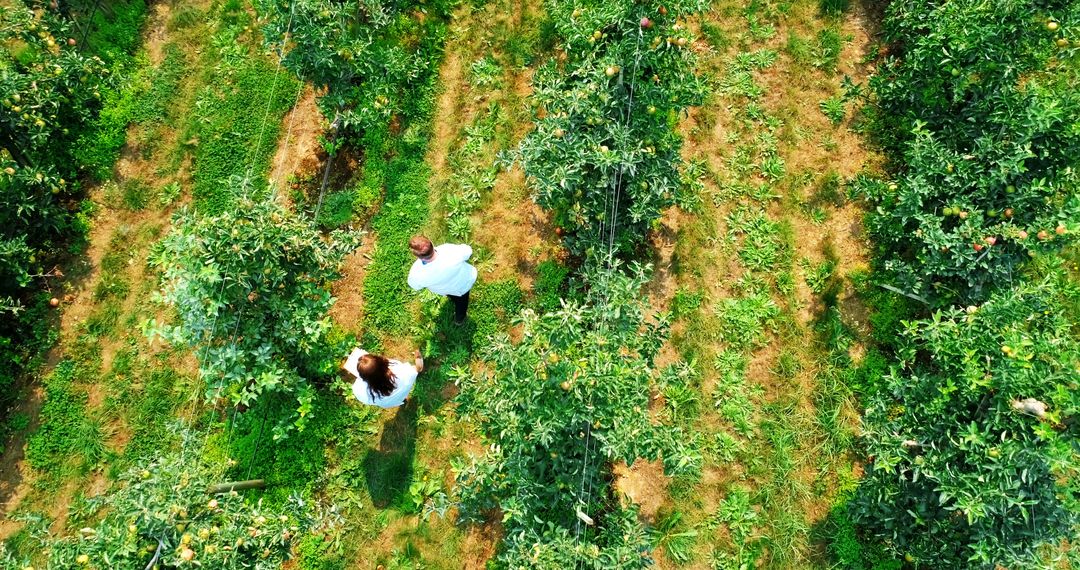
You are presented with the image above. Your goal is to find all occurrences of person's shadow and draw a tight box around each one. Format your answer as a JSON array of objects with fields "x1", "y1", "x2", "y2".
[
  {"x1": 361, "y1": 294, "x2": 481, "y2": 508},
  {"x1": 361, "y1": 398, "x2": 419, "y2": 508}
]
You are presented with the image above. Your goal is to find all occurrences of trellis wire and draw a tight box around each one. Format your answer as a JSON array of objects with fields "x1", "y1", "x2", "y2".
[
  {"x1": 149, "y1": 0, "x2": 302, "y2": 562},
  {"x1": 573, "y1": 25, "x2": 648, "y2": 561}
]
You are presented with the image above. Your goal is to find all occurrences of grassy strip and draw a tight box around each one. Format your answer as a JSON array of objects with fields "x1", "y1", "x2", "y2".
[
  {"x1": 658, "y1": 1, "x2": 877, "y2": 566},
  {"x1": 360, "y1": 125, "x2": 436, "y2": 336},
  {"x1": 76, "y1": 44, "x2": 189, "y2": 180},
  {"x1": 24, "y1": 360, "x2": 89, "y2": 475},
  {"x1": 186, "y1": 27, "x2": 299, "y2": 212}
]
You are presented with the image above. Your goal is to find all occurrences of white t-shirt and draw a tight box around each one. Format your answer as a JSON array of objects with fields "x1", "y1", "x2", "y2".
[
  {"x1": 342, "y1": 348, "x2": 417, "y2": 409},
  {"x1": 407, "y1": 243, "x2": 478, "y2": 297}
]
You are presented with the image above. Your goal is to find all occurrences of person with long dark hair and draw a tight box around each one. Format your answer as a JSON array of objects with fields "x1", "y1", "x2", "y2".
[{"x1": 340, "y1": 347, "x2": 423, "y2": 408}]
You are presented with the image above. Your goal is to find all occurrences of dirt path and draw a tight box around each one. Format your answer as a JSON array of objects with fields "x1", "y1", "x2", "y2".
[
  {"x1": 0, "y1": 1, "x2": 190, "y2": 534},
  {"x1": 0, "y1": 0, "x2": 322, "y2": 538},
  {"x1": 0, "y1": 384, "x2": 41, "y2": 534},
  {"x1": 645, "y1": 1, "x2": 880, "y2": 567},
  {"x1": 269, "y1": 85, "x2": 324, "y2": 195},
  {"x1": 427, "y1": 1, "x2": 552, "y2": 290},
  {"x1": 427, "y1": 46, "x2": 465, "y2": 177},
  {"x1": 328, "y1": 240, "x2": 375, "y2": 329}
]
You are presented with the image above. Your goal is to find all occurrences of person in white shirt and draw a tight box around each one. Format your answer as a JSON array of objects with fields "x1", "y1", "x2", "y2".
[
  {"x1": 341, "y1": 347, "x2": 423, "y2": 409},
  {"x1": 407, "y1": 235, "x2": 477, "y2": 325}
]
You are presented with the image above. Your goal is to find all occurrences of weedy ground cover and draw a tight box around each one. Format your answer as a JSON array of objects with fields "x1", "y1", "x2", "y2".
[
  {"x1": 0, "y1": 1, "x2": 318, "y2": 565},
  {"x1": 652, "y1": 0, "x2": 882, "y2": 567},
  {"x1": 6, "y1": 0, "x2": 1075, "y2": 568}
]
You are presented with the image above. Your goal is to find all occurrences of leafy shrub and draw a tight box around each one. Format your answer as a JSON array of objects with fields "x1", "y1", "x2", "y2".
[
  {"x1": 15, "y1": 428, "x2": 319, "y2": 569},
  {"x1": 862, "y1": 0, "x2": 1080, "y2": 303},
  {"x1": 453, "y1": 262, "x2": 699, "y2": 567},
  {"x1": 1, "y1": 1, "x2": 107, "y2": 306},
  {"x1": 150, "y1": 178, "x2": 358, "y2": 437},
  {"x1": 861, "y1": 127, "x2": 1079, "y2": 303},
  {"x1": 315, "y1": 189, "x2": 358, "y2": 229},
  {"x1": 851, "y1": 280, "x2": 1080, "y2": 567},
  {"x1": 533, "y1": 259, "x2": 570, "y2": 312},
  {"x1": 256, "y1": 0, "x2": 452, "y2": 134},
  {"x1": 517, "y1": 0, "x2": 709, "y2": 256}
]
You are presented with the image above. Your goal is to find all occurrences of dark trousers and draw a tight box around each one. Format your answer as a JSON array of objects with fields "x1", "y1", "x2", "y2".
[{"x1": 447, "y1": 291, "x2": 470, "y2": 323}]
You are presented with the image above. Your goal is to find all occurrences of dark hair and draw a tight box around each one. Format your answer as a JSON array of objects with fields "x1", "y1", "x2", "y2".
[
  {"x1": 409, "y1": 235, "x2": 434, "y2": 258},
  {"x1": 357, "y1": 354, "x2": 397, "y2": 400}
]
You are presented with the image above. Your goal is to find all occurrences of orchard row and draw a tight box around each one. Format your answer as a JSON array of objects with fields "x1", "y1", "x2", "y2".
[{"x1": 847, "y1": 0, "x2": 1080, "y2": 567}]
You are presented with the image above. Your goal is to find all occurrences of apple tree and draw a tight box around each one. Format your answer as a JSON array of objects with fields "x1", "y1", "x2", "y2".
[
  {"x1": 149, "y1": 177, "x2": 358, "y2": 438},
  {"x1": 851, "y1": 278, "x2": 1080, "y2": 567},
  {"x1": 1, "y1": 1, "x2": 107, "y2": 393},
  {"x1": 861, "y1": 0, "x2": 1080, "y2": 303},
  {"x1": 7, "y1": 428, "x2": 322, "y2": 569},
  {"x1": 517, "y1": 0, "x2": 708, "y2": 256},
  {"x1": 255, "y1": 0, "x2": 451, "y2": 134},
  {"x1": 452, "y1": 261, "x2": 700, "y2": 567}
]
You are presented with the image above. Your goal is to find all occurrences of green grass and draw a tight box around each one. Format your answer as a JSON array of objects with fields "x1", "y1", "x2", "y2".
[
  {"x1": 81, "y1": 0, "x2": 148, "y2": 65},
  {"x1": 77, "y1": 42, "x2": 189, "y2": 180},
  {"x1": 187, "y1": 57, "x2": 298, "y2": 212},
  {"x1": 361, "y1": 128, "x2": 435, "y2": 335},
  {"x1": 115, "y1": 363, "x2": 185, "y2": 464},
  {"x1": 225, "y1": 390, "x2": 377, "y2": 507},
  {"x1": 25, "y1": 360, "x2": 91, "y2": 476}
]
